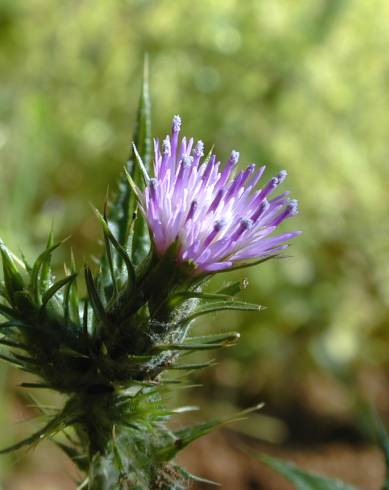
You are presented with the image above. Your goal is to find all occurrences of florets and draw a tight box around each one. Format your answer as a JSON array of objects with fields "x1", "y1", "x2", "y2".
[{"x1": 139, "y1": 116, "x2": 301, "y2": 273}]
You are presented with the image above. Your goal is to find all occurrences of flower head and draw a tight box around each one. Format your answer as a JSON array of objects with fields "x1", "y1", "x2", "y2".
[{"x1": 139, "y1": 116, "x2": 301, "y2": 273}]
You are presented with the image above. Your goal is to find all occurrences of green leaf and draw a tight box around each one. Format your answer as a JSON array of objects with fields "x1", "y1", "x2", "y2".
[
  {"x1": 20, "y1": 382, "x2": 52, "y2": 389},
  {"x1": 0, "y1": 241, "x2": 24, "y2": 303},
  {"x1": 54, "y1": 441, "x2": 88, "y2": 471},
  {"x1": 108, "y1": 56, "x2": 151, "y2": 267},
  {"x1": 259, "y1": 454, "x2": 361, "y2": 490},
  {"x1": 102, "y1": 204, "x2": 119, "y2": 298},
  {"x1": 168, "y1": 360, "x2": 216, "y2": 370},
  {"x1": 171, "y1": 291, "x2": 237, "y2": 302},
  {"x1": 94, "y1": 208, "x2": 136, "y2": 295},
  {"x1": 131, "y1": 142, "x2": 150, "y2": 184},
  {"x1": 40, "y1": 273, "x2": 77, "y2": 312},
  {"x1": 31, "y1": 238, "x2": 69, "y2": 303},
  {"x1": 185, "y1": 332, "x2": 241, "y2": 344},
  {"x1": 40, "y1": 227, "x2": 55, "y2": 291},
  {"x1": 154, "y1": 332, "x2": 240, "y2": 352},
  {"x1": 82, "y1": 298, "x2": 89, "y2": 336},
  {"x1": 84, "y1": 266, "x2": 107, "y2": 326},
  {"x1": 0, "y1": 337, "x2": 28, "y2": 350},
  {"x1": 158, "y1": 404, "x2": 262, "y2": 461},
  {"x1": 220, "y1": 254, "x2": 280, "y2": 273},
  {"x1": 0, "y1": 404, "x2": 79, "y2": 454},
  {"x1": 128, "y1": 58, "x2": 152, "y2": 266},
  {"x1": 176, "y1": 300, "x2": 262, "y2": 326},
  {"x1": 217, "y1": 278, "x2": 249, "y2": 296},
  {"x1": 63, "y1": 261, "x2": 80, "y2": 326},
  {"x1": 68, "y1": 250, "x2": 81, "y2": 325},
  {"x1": 0, "y1": 319, "x2": 30, "y2": 330},
  {"x1": 0, "y1": 352, "x2": 24, "y2": 367},
  {"x1": 0, "y1": 303, "x2": 18, "y2": 319},
  {"x1": 175, "y1": 466, "x2": 221, "y2": 487}
]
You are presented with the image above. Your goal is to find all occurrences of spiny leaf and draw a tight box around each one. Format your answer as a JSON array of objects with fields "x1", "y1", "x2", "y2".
[
  {"x1": 0, "y1": 352, "x2": 24, "y2": 367},
  {"x1": 69, "y1": 250, "x2": 81, "y2": 324},
  {"x1": 0, "y1": 338, "x2": 28, "y2": 350},
  {"x1": 13, "y1": 352, "x2": 40, "y2": 365},
  {"x1": 221, "y1": 254, "x2": 280, "y2": 273},
  {"x1": 108, "y1": 56, "x2": 151, "y2": 268},
  {"x1": 154, "y1": 333, "x2": 240, "y2": 352},
  {"x1": 176, "y1": 300, "x2": 262, "y2": 326},
  {"x1": 84, "y1": 267, "x2": 107, "y2": 325},
  {"x1": 158, "y1": 404, "x2": 263, "y2": 461},
  {"x1": 102, "y1": 203, "x2": 118, "y2": 298},
  {"x1": 0, "y1": 408, "x2": 77, "y2": 455},
  {"x1": 170, "y1": 406, "x2": 199, "y2": 414},
  {"x1": 0, "y1": 241, "x2": 24, "y2": 302},
  {"x1": 131, "y1": 143, "x2": 150, "y2": 184},
  {"x1": 63, "y1": 263, "x2": 79, "y2": 326},
  {"x1": 217, "y1": 278, "x2": 249, "y2": 296},
  {"x1": 185, "y1": 332, "x2": 241, "y2": 345},
  {"x1": 77, "y1": 478, "x2": 89, "y2": 490},
  {"x1": 258, "y1": 454, "x2": 361, "y2": 490},
  {"x1": 40, "y1": 227, "x2": 54, "y2": 291},
  {"x1": 169, "y1": 360, "x2": 217, "y2": 370},
  {"x1": 40, "y1": 273, "x2": 77, "y2": 313},
  {"x1": 129, "y1": 58, "x2": 152, "y2": 266},
  {"x1": 175, "y1": 466, "x2": 221, "y2": 487},
  {"x1": 31, "y1": 238, "x2": 69, "y2": 303},
  {"x1": 171, "y1": 291, "x2": 237, "y2": 302},
  {"x1": 20, "y1": 382, "x2": 53, "y2": 389},
  {"x1": 82, "y1": 298, "x2": 89, "y2": 336},
  {"x1": 0, "y1": 244, "x2": 26, "y2": 271},
  {"x1": 94, "y1": 208, "x2": 136, "y2": 294},
  {"x1": 0, "y1": 319, "x2": 30, "y2": 330},
  {"x1": 0, "y1": 304, "x2": 19, "y2": 319},
  {"x1": 55, "y1": 441, "x2": 88, "y2": 471}
]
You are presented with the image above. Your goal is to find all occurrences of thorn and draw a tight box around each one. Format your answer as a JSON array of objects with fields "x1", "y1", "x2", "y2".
[{"x1": 132, "y1": 142, "x2": 150, "y2": 183}]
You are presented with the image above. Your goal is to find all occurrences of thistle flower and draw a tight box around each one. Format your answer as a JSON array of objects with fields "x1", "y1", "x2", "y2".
[
  {"x1": 139, "y1": 115, "x2": 301, "y2": 273},
  {"x1": 0, "y1": 66, "x2": 302, "y2": 490}
]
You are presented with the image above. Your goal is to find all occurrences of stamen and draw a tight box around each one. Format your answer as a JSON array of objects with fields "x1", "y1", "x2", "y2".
[
  {"x1": 186, "y1": 200, "x2": 198, "y2": 221},
  {"x1": 208, "y1": 189, "x2": 224, "y2": 213},
  {"x1": 193, "y1": 140, "x2": 204, "y2": 158},
  {"x1": 203, "y1": 219, "x2": 225, "y2": 248},
  {"x1": 172, "y1": 115, "x2": 181, "y2": 133},
  {"x1": 182, "y1": 155, "x2": 193, "y2": 168},
  {"x1": 162, "y1": 136, "x2": 171, "y2": 155},
  {"x1": 276, "y1": 170, "x2": 288, "y2": 185},
  {"x1": 251, "y1": 199, "x2": 270, "y2": 222},
  {"x1": 149, "y1": 178, "x2": 158, "y2": 202},
  {"x1": 231, "y1": 217, "x2": 253, "y2": 242},
  {"x1": 287, "y1": 199, "x2": 299, "y2": 216},
  {"x1": 230, "y1": 150, "x2": 240, "y2": 165}
]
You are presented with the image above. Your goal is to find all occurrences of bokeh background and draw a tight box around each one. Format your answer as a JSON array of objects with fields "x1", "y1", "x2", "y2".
[{"x1": 1, "y1": 0, "x2": 389, "y2": 488}]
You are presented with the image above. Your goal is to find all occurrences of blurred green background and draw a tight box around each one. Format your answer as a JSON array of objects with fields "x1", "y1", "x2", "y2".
[{"x1": 1, "y1": 0, "x2": 389, "y2": 486}]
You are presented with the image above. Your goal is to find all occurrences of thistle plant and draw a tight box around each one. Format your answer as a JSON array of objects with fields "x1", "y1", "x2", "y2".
[{"x1": 0, "y1": 65, "x2": 300, "y2": 489}]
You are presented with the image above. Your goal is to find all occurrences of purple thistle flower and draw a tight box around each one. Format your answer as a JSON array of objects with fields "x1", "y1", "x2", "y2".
[{"x1": 137, "y1": 116, "x2": 301, "y2": 274}]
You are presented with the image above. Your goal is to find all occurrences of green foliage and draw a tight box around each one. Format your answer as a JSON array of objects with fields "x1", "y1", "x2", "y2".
[{"x1": 259, "y1": 454, "x2": 361, "y2": 490}]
